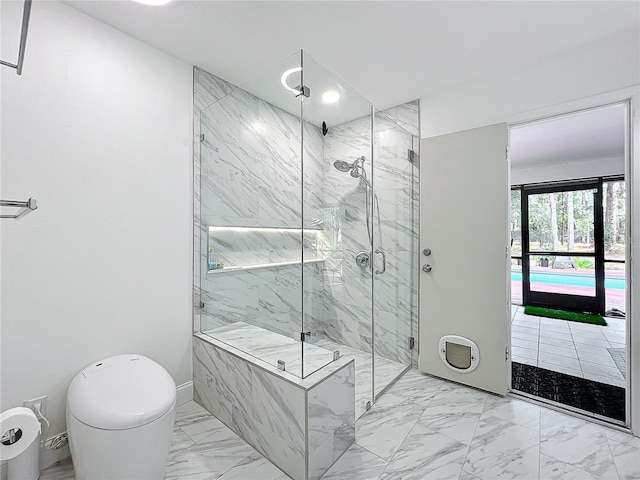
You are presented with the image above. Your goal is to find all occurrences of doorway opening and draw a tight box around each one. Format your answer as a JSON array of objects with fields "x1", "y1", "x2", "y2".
[{"x1": 508, "y1": 102, "x2": 629, "y2": 425}]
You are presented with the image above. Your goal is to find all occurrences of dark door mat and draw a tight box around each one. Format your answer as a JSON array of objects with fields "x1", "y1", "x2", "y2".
[{"x1": 512, "y1": 362, "x2": 625, "y2": 422}]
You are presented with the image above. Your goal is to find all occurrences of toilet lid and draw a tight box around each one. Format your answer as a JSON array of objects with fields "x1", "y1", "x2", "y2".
[{"x1": 67, "y1": 354, "x2": 176, "y2": 430}]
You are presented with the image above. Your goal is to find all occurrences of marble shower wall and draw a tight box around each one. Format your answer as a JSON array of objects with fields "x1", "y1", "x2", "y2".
[
  {"x1": 194, "y1": 67, "x2": 326, "y2": 357},
  {"x1": 193, "y1": 335, "x2": 355, "y2": 480},
  {"x1": 318, "y1": 102, "x2": 419, "y2": 366}
]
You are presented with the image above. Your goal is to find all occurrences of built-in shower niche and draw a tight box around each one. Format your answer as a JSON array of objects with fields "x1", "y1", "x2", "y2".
[{"x1": 206, "y1": 225, "x2": 324, "y2": 272}]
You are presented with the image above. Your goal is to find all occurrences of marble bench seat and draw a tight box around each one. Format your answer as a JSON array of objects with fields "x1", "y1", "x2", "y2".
[{"x1": 204, "y1": 321, "x2": 338, "y2": 377}]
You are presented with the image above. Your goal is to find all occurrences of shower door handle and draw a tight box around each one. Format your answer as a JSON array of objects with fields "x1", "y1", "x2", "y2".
[{"x1": 374, "y1": 248, "x2": 386, "y2": 274}]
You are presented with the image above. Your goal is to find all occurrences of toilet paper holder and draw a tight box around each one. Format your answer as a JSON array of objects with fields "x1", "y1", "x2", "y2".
[
  {"x1": 1, "y1": 428, "x2": 23, "y2": 445},
  {"x1": 1, "y1": 407, "x2": 42, "y2": 480}
]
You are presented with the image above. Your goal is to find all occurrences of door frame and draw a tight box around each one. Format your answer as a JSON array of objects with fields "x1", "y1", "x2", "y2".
[{"x1": 507, "y1": 94, "x2": 637, "y2": 432}]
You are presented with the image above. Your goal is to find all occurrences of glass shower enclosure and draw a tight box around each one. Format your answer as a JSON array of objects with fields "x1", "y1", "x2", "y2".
[{"x1": 196, "y1": 50, "x2": 418, "y2": 417}]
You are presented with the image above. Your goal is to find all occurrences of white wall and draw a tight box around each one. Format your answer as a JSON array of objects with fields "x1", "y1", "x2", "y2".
[
  {"x1": 511, "y1": 155, "x2": 625, "y2": 185},
  {"x1": 0, "y1": 0, "x2": 193, "y2": 455},
  {"x1": 420, "y1": 28, "x2": 639, "y2": 139}
]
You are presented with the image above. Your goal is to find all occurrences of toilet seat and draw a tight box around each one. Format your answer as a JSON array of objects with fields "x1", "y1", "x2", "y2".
[{"x1": 67, "y1": 354, "x2": 176, "y2": 430}]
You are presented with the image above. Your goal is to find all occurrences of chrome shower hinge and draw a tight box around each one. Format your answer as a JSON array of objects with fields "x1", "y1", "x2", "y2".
[{"x1": 295, "y1": 85, "x2": 310, "y2": 98}]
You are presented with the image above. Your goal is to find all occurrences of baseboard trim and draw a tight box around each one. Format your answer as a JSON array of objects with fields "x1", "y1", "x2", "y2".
[{"x1": 177, "y1": 381, "x2": 194, "y2": 405}]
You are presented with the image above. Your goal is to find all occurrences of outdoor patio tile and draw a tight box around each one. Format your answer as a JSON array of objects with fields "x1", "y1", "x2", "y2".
[
  {"x1": 512, "y1": 332, "x2": 539, "y2": 344},
  {"x1": 582, "y1": 372, "x2": 625, "y2": 388},
  {"x1": 572, "y1": 336, "x2": 610, "y2": 349},
  {"x1": 604, "y1": 319, "x2": 626, "y2": 331},
  {"x1": 539, "y1": 316, "x2": 570, "y2": 324},
  {"x1": 538, "y1": 336, "x2": 575, "y2": 349},
  {"x1": 602, "y1": 331, "x2": 625, "y2": 343},
  {"x1": 512, "y1": 322, "x2": 540, "y2": 332},
  {"x1": 539, "y1": 330, "x2": 573, "y2": 342},
  {"x1": 513, "y1": 314, "x2": 540, "y2": 324},
  {"x1": 538, "y1": 351, "x2": 582, "y2": 371},
  {"x1": 538, "y1": 343, "x2": 577, "y2": 359},
  {"x1": 511, "y1": 338, "x2": 538, "y2": 351},
  {"x1": 573, "y1": 344, "x2": 611, "y2": 357},
  {"x1": 576, "y1": 352, "x2": 617, "y2": 369},
  {"x1": 513, "y1": 315, "x2": 539, "y2": 324},
  {"x1": 567, "y1": 328, "x2": 606, "y2": 340},
  {"x1": 537, "y1": 361, "x2": 583, "y2": 378},
  {"x1": 580, "y1": 362, "x2": 625, "y2": 381},
  {"x1": 540, "y1": 324, "x2": 573, "y2": 335},
  {"x1": 512, "y1": 325, "x2": 539, "y2": 335},
  {"x1": 511, "y1": 346, "x2": 538, "y2": 361},
  {"x1": 568, "y1": 323, "x2": 606, "y2": 333}
]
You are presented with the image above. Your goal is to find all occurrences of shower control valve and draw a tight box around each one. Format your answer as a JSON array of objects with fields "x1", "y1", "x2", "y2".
[{"x1": 355, "y1": 251, "x2": 370, "y2": 269}]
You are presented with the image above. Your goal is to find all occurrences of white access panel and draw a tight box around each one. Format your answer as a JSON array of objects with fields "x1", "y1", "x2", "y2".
[{"x1": 419, "y1": 123, "x2": 509, "y2": 395}]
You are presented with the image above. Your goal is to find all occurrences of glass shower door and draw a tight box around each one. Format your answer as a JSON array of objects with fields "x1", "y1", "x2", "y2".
[
  {"x1": 300, "y1": 51, "x2": 375, "y2": 415},
  {"x1": 372, "y1": 112, "x2": 415, "y2": 397}
]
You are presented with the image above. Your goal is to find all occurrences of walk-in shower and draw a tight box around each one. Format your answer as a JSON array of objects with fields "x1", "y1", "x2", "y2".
[{"x1": 193, "y1": 49, "x2": 419, "y2": 425}]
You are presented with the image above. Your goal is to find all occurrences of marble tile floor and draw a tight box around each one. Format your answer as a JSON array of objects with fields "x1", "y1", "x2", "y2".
[
  {"x1": 511, "y1": 306, "x2": 627, "y2": 388},
  {"x1": 42, "y1": 370, "x2": 640, "y2": 480}
]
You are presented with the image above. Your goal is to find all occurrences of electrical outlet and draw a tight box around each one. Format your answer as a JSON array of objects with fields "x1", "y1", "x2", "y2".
[{"x1": 24, "y1": 395, "x2": 47, "y2": 416}]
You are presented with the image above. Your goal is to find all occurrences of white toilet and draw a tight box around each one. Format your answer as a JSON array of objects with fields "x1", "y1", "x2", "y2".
[{"x1": 66, "y1": 354, "x2": 176, "y2": 480}]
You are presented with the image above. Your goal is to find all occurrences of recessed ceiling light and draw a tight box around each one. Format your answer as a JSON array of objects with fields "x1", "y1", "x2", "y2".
[
  {"x1": 322, "y1": 90, "x2": 340, "y2": 104},
  {"x1": 132, "y1": 0, "x2": 174, "y2": 6}
]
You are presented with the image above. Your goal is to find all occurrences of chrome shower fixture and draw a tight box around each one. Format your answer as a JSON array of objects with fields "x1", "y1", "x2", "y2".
[
  {"x1": 333, "y1": 156, "x2": 366, "y2": 177},
  {"x1": 333, "y1": 160, "x2": 353, "y2": 173}
]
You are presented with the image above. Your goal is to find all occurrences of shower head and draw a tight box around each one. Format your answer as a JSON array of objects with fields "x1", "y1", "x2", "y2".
[
  {"x1": 334, "y1": 156, "x2": 366, "y2": 174},
  {"x1": 333, "y1": 160, "x2": 353, "y2": 173}
]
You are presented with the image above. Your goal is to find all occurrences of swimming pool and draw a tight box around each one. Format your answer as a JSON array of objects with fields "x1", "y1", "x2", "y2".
[{"x1": 511, "y1": 271, "x2": 625, "y2": 290}]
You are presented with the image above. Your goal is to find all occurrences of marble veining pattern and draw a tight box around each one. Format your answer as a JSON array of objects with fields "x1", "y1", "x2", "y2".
[
  {"x1": 203, "y1": 321, "x2": 335, "y2": 377},
  {"x1": 195, "y1": 62, "x2": 418, "y2": 381},
  {"x1": 193, "y1": 335, "x2": 355, "y2": 480},
  {"x1": 42, "y1": 369, "x2": 639, "y2": 480},
  {"x1": 314, "y1": 338, "x2": 408, "y2": 418}
]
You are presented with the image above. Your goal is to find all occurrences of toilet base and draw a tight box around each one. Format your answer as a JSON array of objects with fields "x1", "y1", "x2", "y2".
[{"x1": 67, "y1": 401, "x2": 175, "y2": 480}]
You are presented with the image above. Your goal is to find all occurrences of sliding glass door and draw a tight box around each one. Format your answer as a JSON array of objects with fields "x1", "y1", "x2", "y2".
[{"x1": 522, "y1": 180, "x2": 605, "y2": 314}]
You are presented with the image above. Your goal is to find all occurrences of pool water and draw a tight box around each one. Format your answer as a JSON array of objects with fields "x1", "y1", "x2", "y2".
[{"x1": 511, "y1": 271, "x2": 625, "y2": 290}]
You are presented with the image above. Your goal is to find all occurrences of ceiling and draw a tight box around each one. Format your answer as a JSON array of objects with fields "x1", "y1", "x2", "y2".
[
  {"x1": 64, "y1": 1, "x2": 639, "y2": 112},
  {"x1": 510, "y1": 104, "x2": 626, "y2": 169}
]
